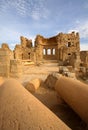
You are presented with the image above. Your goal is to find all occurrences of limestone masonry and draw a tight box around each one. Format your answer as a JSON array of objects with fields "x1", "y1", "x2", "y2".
[{"x1": 0, "y1": 31, "x2": 88, "y2": 78}]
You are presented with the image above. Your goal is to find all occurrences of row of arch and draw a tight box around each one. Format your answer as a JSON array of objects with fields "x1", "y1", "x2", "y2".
[{"x1": 43, "y1": 48, "x2": 56, "y2": 55}]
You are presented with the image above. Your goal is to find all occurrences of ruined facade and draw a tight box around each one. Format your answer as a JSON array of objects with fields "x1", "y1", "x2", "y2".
[
  {"x1": 13, "y1": 32, "x2": 80, "y2": 66},
  {"x1": 79, "y1": 51, "x2": 88, "y2": 77},
  {"x1": 35, "y1": 32, "x2": 80, "y2": 66},
  {"x1": 0, "y1": 44, "x2": 22, "y2": 77},
  {"x1": 0, "y1": 31, "x2": 88, "y2": 78},
  {"x1": 14, "y1": 36, "x2": 34, "y2": 60},
  {"x1": 80, "y1": 51, "x2": 88, "y2": 68}
]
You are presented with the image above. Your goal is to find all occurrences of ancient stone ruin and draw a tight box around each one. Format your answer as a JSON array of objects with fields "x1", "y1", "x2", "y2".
[
  {"x1": 0, "y1": 31, "x2": 88, "y2": 78},
  {"x1": 0, "y1": 31, "x2": 88, "y2": 129},
  {"x1": 35, "y1": 32, "x2": 80, "y2": 65},
  {"x1": 0, "y1": 79, "x2": 71, "y2": 130}
]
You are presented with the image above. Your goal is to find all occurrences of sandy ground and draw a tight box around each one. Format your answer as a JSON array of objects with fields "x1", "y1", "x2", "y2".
[{"x1": 14, "y1": 63, "x2": 88, "y2": 129}]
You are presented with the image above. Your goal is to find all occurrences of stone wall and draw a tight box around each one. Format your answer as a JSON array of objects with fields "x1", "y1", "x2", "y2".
[
  {"x1": 68, "y1": 52, "x2": 81, "y2": 68},
  {"x1": 20, "y1": 36, "x2": 32, "y2": 48},
  {"x1": 14, "y1": 36, "x2": 33, "y2": 60},
  {"x1": 1, "y1": 43, "x2": 14, "y2": 59},
  {"x1": 0, "y1": 32, "x2": 87, "y2": 78},
  {"x1": 0, "y1": 49, "x2": 10, "y2": 77},
  {"x1": 35, "y1": 32, "x2": 80, "y2": 64},
  {"x1": 35, "y1": 35, "x2": 58, "y2": 62},
  {"x1": 80, "y1": 51, "x2": 88, "y2": 67},
  {"x1": 0, "y1": 43, "x2": 23, "y2": 78},
  {"x1": 57, "y1": 32, "x2": 80, "y2": 64},
  {"x1": 79, "y1": 51, "x2": 88, "y2": 77},
  {"x1": 10, "y1": 59, "x2": 23, "y2": 78},
  {"x1": 13, "y1": 32, "x2": 80, "y2": 65}
]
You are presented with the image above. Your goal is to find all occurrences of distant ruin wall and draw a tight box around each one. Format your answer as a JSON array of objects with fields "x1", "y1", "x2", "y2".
[
  {"x1": 0, "y1": 49, "x2": 23, "y2": 78},
  {"x1": 0, "y1": 50, "x2": 10, "y2": 77},
  {"x1": 14, "y1": 36, "x2": 33, "y2": 60},
  {"x1": 10, "y1": 59, "x2": 23, "y2": 78},
  {"x1": 80, "y1": 51, "x2": 88, "y2": 67},
  {"x1": 35, "y1": 32, "x2": 80, "y2": 64}
]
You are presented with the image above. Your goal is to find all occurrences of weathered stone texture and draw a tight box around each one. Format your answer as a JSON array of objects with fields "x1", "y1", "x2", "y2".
[
  {"x1": 44, "y1": 74, "x2": 58, "y2": 89},
  {"x1": 1, "y1": 31, "x2": 88, "y2": 78},
  {"x1": 1, "y1": 43, "x2": 13, "y2": 59},
  {"x1": 35, "y1": 32, "x2": 80, "y2": 67},
  {"x1": 14, "y1": 36, "x2": 33, "y2": 60},
  {"x1": 13, "y1": 32, "x2": 81, "y2": 67},
  {"x1": 80, "y1": 51, "x2": 88, "y2": 67},
  {"x1": 10, "y1": 59, "x2": 23, "y2": 78},
  {"x1": 25, "y1": 78, "x2": 42, "y2": 93},
  {"x1": 0, "y1": 50, "x2": 10, "y2": 77},
  {"x1": 55, "y1": 76, "x2": 88, "y2": 124},
  {"x1": 0, "y1": 79, "x2": 71, "y2": 130}
]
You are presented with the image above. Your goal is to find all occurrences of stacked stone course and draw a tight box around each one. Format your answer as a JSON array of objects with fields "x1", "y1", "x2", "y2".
[{"x1": 0, "y1": 31, "x2": 88, "y2": 78}]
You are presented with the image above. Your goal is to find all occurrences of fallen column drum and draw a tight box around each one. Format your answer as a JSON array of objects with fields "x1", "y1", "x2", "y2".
[
  {"x1": 0, "y1": 79, "x2": 70, "y2": 130},
  {"x1": 55, "y1": 76, "x2": 88, "y2": 124}
]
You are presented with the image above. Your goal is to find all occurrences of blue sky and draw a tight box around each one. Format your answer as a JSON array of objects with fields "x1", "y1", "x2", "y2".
[{"x1": 0, "y1": 0, "x2": 88, "y2": 50}]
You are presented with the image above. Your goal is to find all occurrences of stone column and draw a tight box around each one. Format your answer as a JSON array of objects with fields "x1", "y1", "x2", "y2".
[
  {"x1": 0, "y1": 79, "x2": 71, "y2": 130},
  {"x1": 55, "y1": 76, "x2": 88, "y2": 124}
]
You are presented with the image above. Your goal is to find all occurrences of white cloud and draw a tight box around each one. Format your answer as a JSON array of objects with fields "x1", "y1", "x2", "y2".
[
  {"x1": 0, "y1": 26, "x2": 21, "y2": 42},
  {"x1": 77, "y1": 22, "x2": 88, "y2": 38},
  {"x1": 0, "y1": 25, "x2": 36, "y2": 49},
  {"x1": 0, "y1": 0, "x2": 49, "y2": 20},
  {"x1": 10, "y1": 43, "x2": 16, "y2": 50},
  {"x1": 31, "y1": 11, "x2": 40, "y2": 20},
  {"x1": 80, "y1": 43, "x2": 88, "y2": 51},
  {"x1": 68, "y1": 21, "x2": 88, "y2": 39}
]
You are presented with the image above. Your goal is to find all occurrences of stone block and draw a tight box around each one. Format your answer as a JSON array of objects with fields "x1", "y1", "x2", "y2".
[
  {"x1": 25, "y1": 78, "x2": 42, "y2": 93},
  {"x1": 0, "y1": 79, "x2": 70, "y2": 130},
  {"x1": 0, "y1": 64, "x2": 9, "y2": 77}
]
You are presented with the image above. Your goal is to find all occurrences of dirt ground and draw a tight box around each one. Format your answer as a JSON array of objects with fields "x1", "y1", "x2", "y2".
[{"x1": 19, "y1": 62, "x2": 87, "y2": 130}]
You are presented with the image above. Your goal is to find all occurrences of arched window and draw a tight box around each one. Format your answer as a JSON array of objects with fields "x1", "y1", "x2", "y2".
[
  {"x1": 43, "y1": 49, "x2": 46, "y2": 55},
  {"x1": 28, "y1": 53, "x2": 30, "y2": 59},
  {"x1": 68, "y1": 42, "x2": 71, "y2": 47},
  {"x1": 52, "y1": 49, "x2": 55, "y2": 55},
  {"x1": 47, "y1": 49, "x2": 51, "y2": 55},
  {"x1": 68, "y1": 53, "x2": 71, "y2": 55},
  {"x1": 66, "y1": 42, "x2": 71, "y2": 47}
]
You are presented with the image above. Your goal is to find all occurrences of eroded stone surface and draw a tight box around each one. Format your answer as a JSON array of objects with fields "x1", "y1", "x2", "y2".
[
  {"x1": 0, "y1": 79, "x2": 71, "y2": 130},
  {"x1": 0, "y1": 32, "x2": 88, "y2": 78},
  {"x1": 55, "y1": 76, "x2": 88, "y2": 124},
  {"x1": 25, "y1": 78, "x2": 42, "y2": 93}
]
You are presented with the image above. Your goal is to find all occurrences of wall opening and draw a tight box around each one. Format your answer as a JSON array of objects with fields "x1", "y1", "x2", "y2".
[
  {"x1": 68, "y1": 42, "x2": 71, "y2": 47},
  {"x1": 47, "y1": 49, "x2": 51, "y2": 55},
  {"x1": 68, "y1": 53, "x2": 71, "y2": 55},
  {"x1": 22, "y1": 54, "x2": 23, "y2": 59},
  {"x1": 28, "y1": 53, "x2": 30, "y2": 59},
  {"x1": 43, "y1": 49, "x2": 46, "y2": 55},
  {"x1": 52, "y1": 48, "x2": 55, "y2": 55}
]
